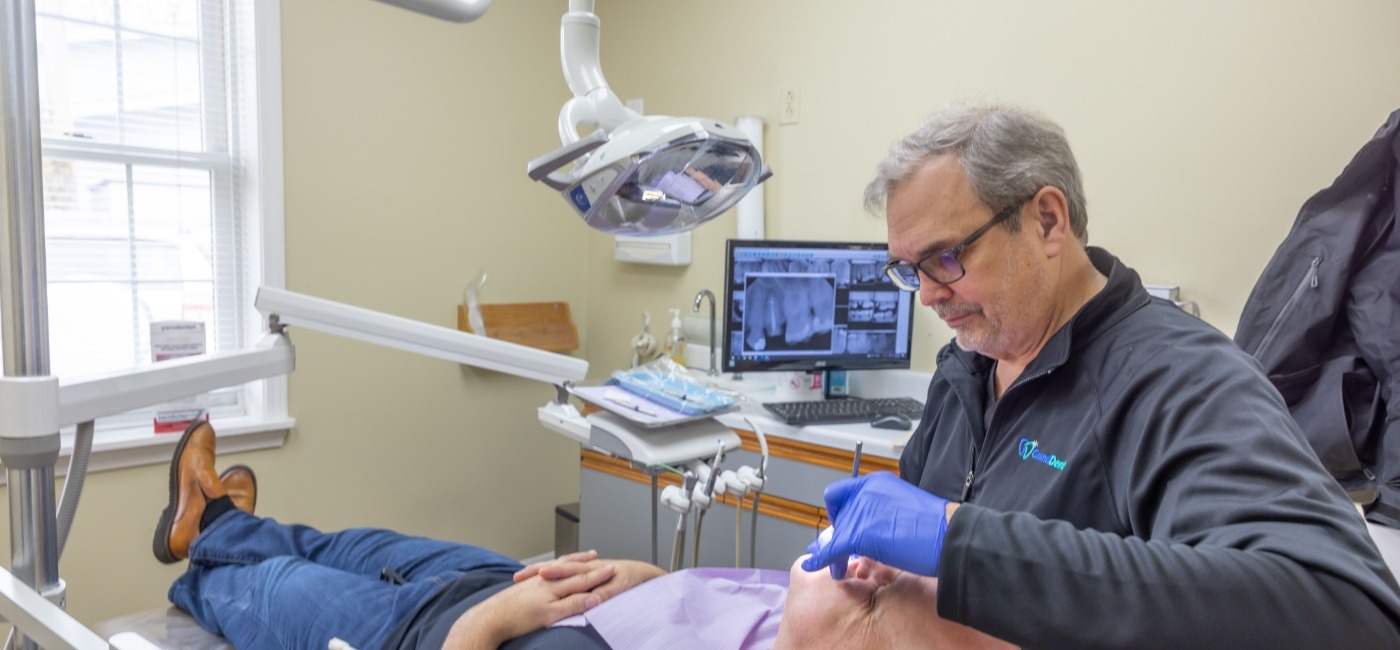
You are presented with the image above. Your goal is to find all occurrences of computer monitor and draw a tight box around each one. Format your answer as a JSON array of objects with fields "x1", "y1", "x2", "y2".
[{"x1": 722, "y1": 239, "x2": 916, "y2": 374}]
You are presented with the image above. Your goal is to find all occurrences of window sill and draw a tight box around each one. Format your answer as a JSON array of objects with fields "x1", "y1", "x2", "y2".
[{"x1": 44, "y1": 416, "x2": 295, "y2": 478}]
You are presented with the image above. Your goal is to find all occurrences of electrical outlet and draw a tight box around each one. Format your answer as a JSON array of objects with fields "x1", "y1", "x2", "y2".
[
  {"x1": 779, "y1": 82, "x2": 800, "y2": 125},
  {"x1": 625, "y1": 97, "x2": 644, "y2": 114},
  {"x1": 1143, "y1": 284, "x2": 1180, "y2": 301}
]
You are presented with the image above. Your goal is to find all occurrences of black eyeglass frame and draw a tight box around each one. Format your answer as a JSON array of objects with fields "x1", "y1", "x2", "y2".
[{"x1": 881, "y1": 196, "x2": 1031, "y2": 291}]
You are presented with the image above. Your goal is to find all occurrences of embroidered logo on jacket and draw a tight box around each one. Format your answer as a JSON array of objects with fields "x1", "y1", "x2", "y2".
[{"x1": 1018, "y1": 438, "x2": 1068, "y2": 471}]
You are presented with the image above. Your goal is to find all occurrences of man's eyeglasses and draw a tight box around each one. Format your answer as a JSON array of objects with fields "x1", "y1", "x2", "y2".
[{"x1": 881, "y1": 197, "x2": 1030, "y2": 291}]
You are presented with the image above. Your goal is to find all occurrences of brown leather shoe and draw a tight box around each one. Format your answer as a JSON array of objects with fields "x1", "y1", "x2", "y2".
[
  {"x1": 220, "y1": 465, "x2": 257, "y2": 516},
  {"x1": 152, "y1": 420, "x2": 225, "y2": 564}
]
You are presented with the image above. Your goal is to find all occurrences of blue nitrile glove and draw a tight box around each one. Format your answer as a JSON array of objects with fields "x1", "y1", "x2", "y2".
[
  {"x1": 806, "y1": 525, "x2": 852, "y2": 579},
  {"x1": 801, "y1": 471, "x2": 950, "y2": 578}
]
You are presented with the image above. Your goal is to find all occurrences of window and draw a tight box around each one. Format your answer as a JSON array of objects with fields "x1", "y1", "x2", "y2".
[{"x1": 33, "y1": 0, "x2": 284, "y2": 436}]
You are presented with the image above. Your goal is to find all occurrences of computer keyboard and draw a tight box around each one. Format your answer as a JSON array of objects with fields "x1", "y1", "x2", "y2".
[{"x1": 761, "y1": 396, "x2": 925, "y2": 426}]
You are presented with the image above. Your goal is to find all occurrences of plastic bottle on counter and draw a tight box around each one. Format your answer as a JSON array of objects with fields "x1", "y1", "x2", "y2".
[{"x1": 666, "y1": 308, "x2": 687, "y2": 365}]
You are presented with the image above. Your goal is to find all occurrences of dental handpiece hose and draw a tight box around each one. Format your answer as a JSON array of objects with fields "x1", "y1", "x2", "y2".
[
  {"x1": 736, "y1": 495, "x2": 744, "y2": 567},
  {"x1": 748, "y1": 490, "x2": 761, "y2": 568},
  {"x1": 693, "y1": 441, "x2": 726, "y2": 568},
  {"x1": 671, "y1": 473, "x2": 697, "y2": 572},
  {"x1": 745, "y1": 416, "x2": 770, "y2": 568},
  {"x1": 671, "y1": 512, "x2": 687, "y2": 573}
]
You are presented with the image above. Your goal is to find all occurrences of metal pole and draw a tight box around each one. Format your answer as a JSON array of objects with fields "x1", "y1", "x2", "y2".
[
  {"x1": 650, "y1": 474, "x2": 659, "y2": 566},
  {"x1": 1, "y1": 0, "x2": 50, "y2": 375},
  {"x1": 2, "y1": 0, "x2": 66, "y2": 646}
]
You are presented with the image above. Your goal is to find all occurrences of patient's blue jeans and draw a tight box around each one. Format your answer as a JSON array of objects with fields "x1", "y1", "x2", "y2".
[{"x1": 169, "y1": 510, "x2": 524, "y2": 650}]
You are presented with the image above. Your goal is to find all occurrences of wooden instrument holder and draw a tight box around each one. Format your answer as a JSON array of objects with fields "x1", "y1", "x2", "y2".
[{"x1": 456, "y1": 302, "x2": 579, "y2": 352}]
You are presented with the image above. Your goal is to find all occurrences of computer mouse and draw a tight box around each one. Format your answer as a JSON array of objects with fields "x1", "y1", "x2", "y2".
[{"x1": 871, "y1": 413, "x2": 913, "y2": 430}]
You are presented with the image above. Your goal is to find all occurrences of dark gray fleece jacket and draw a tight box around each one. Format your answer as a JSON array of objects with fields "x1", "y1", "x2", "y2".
[{"x1": 902, "y1": 248, "x2": 1400, "y2": 649}]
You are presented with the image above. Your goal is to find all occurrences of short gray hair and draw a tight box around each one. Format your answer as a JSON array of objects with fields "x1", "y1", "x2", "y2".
[{"x1": 863, "y1": 105, "x2": 1089, "y2": 243}]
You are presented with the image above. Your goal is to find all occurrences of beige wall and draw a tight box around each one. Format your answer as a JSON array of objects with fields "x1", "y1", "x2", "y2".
[
  {"x1": 586, "y1": 0, "x2": 1400, "y2": 372},
  {"x1": 8, "y1": 0, "x2": 1400, "y2": 631}
]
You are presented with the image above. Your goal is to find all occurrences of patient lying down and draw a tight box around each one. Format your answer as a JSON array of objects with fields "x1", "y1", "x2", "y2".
[
  {"x1": 154, "y1": 420, "x2": 1012, "y2": 649},
  {"x1": 774, "y1": 556, "x2": 1015, "y2": 650}
]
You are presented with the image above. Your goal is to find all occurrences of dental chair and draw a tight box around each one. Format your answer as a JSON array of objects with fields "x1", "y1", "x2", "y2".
[
  {"x1": 94, "y1": 610, "x2": 232, "y2": 650},
  {"x1": 96, "y1": 609, "x2": 355, "y2": 650},
  {"x1": 1368, "y1": 522, "x2": 1400, "y2": 579},
  {"x1": 85, "y1": 526, "x2": 1397, "y2": 650}
]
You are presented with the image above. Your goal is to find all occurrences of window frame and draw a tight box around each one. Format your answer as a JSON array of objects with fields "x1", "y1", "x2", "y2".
[{"x1": 30, "y1": 0, "x2": 290, "y2": 470}]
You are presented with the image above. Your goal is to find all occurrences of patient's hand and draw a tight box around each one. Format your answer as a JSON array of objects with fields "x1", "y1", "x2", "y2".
[
  {"x1": 591, "y1": 558, "x2": 666, "y2": 601},
  {"x1": 515, "y1": 550, "x2": 666, "y2": 603},
  {"x1": 513, "y1": 549, "x2": 606, "y2": 582},
  {"x1": 443, "y1": 561, "x2": 617, "y2": 650},
  {"x1": 774, "y1": 556, "x2": 1015, "y2": 650}
]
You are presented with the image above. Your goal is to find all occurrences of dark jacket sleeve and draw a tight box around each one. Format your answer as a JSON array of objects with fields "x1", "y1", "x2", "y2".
[{"x1": 936, "y1": 345, "x2": 1400, "y2": 650}]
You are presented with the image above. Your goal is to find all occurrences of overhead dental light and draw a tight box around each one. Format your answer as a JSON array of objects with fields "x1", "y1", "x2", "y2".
[
  {"x1": 378, "y1": 0, "x2": 768, "y2": 235},
  {"x1": 527, "y1": 0, "x2": 771, "y2": 236}
]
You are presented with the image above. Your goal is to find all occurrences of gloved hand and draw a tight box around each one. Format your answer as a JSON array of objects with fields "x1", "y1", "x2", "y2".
[
  {"x1": 802, "y1": 471, "x2": 951, "y2": 578},
  {"x1": 805, "y1": 525, "x2": 850, "y2": 579}
]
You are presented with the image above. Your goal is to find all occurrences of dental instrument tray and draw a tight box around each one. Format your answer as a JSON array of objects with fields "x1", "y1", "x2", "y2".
[
  {"x1": 571, "y1": 384, "x2": 736, "y2": 428},
  {"x1": 609, "y1": 367, "x2": 739, "y2": 415},
  {"x1": 571, "y1": 367, "x2": 739, "y2": 428}
]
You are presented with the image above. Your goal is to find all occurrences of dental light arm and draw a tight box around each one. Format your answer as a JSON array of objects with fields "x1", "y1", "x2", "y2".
[
  {"x1": 254, "y1": 288, "x2": 586, "y2": 386},
  {"x1": 56, "y1": 339, "x2": 294, "y2": 429},
  {"x1": 253, "y1": 288, "x2": 604, "y2": 463},
  {"x1": 555, "y1": 1, "x2": 640, "y2": 145},
  {"x1": 371, "y1": 0, "x2": 492, "y2": 23}
]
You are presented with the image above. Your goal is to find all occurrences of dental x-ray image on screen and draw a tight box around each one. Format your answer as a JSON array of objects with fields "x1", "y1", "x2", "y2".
[
  {"x1": 741, "y1": 273, "x2": 837, "y2": 352},
  {"x1": 722, "y1": 240, "x2": 915, "y2": 373}
]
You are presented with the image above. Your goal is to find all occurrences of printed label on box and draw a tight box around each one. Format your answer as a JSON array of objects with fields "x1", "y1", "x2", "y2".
[{"x1": 152, "y1": 321, "x2": 207, "y2": 433}]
